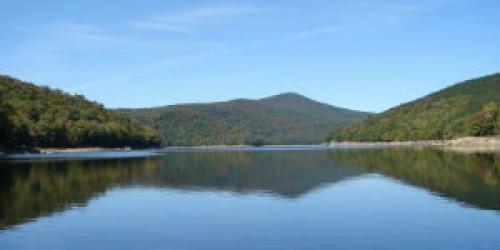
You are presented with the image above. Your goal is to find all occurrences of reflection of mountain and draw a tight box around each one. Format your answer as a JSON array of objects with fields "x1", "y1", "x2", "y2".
[
  {"x1": 0, "y1": 151, "x2": 363, "y2": 229},
  {"x1": 3, "y1": 149, "x2": 499, "y2": 231},
  {"x1": 154, "y1": 151, "x2": 364, "y2": 196},
  {"x1": 327, "y1": 149, "x2": 500, "y2": 211}
]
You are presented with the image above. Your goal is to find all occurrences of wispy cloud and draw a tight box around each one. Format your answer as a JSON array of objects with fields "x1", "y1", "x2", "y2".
[
  {"x1": 43, "y1": 22, "x2": 167, "y2": 48},
  {"x1": 283, "y1": 26, "x2": 351, "y2": 42},
  {"x1": 46, "y1": 23, "x2": 113, "y2": 44},
  {"x1": 4, "y1": 20, "x2": 228, "y2": 92},
  {"x1": 282, "y1": 0, "x2": 461, "y2": 41},
  {"x1": 67, "y1": 50, "x2": 220, "y2": 92},
  {"x1": 131, "y1": 5, "x2": 264, "y2": 32}
]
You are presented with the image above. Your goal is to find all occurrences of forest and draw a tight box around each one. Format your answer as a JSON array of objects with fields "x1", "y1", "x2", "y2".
[
  {"x1": 328, "y1": 73, "x2": 500, "y2": 142},
  {"x1": 0, "y1": 75, "x2": 161, "y2": 150},
  {"x1": 120, "y1": 93, "x2": 371, "y2": 146}
]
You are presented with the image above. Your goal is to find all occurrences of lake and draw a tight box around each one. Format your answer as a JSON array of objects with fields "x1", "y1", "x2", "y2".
[{"x1": 0, "y1": 147, "x2": 499, "y2": 250}]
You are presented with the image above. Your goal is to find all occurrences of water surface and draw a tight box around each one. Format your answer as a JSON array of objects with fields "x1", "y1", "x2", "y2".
[{"x1": 0, "y1": 148, "x2": 499, "y2": 249}]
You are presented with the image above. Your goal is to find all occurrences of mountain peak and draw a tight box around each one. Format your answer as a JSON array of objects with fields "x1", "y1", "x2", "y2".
[
  {"x1": 261, "y1": 92, "x2": 312, "y2": 102},
  {"x1": 271, "y1": 92, "x2": 305, "y2": 98}
]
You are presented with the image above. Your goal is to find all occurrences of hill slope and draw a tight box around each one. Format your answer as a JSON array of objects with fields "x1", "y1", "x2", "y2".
[
  {"x1": 0, "y1": 75, "x2": 161, "y2": 149},
  {"x1": 121, "y1": 93, "x2": 371, "y2": 146},
  {"x1": 328, "y1": 73, "x2": 500, "y2": 142}
]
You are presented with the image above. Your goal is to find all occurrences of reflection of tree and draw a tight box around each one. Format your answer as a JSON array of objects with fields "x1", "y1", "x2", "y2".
[
  {"x1": 327, "y1": 149, "x2": 500, "y2": 211},
  {"x1": 0, "y1": 158, "x2": 161, "y2": 229},
  {"x1": 0, "y1": 151, "x2": 363, "y2": 230},
  {"x1": 4, "y1": 149, "x2": 497, "y2": 231}
]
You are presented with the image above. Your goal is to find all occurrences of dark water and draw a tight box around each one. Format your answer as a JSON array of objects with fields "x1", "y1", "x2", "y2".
[{"x1": 0, "y1": 148, "x2": 499, "y2": 250}]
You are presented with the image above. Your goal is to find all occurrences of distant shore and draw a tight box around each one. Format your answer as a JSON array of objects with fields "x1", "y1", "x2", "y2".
[{"x1": 329, "y1": 136, "x2": 500, "y2": 152}]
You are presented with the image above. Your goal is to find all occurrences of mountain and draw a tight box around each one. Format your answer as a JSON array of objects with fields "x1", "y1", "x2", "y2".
[
  {"x1": 0, "y1": 75, "x2": 161, "y2": 149},
  {"x1": 328, "y1": 73, "x2": 500, "y2": 142},
  {"x1": 120, "y1": 93, "x2": 371, "y2": 146}
]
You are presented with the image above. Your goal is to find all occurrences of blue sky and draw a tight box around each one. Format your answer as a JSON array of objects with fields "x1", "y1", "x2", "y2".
[{"x1": 1, "y1": 0, "x2": 499, "y2": 112}]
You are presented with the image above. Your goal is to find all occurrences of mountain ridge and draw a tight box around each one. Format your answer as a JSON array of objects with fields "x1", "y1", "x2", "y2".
[
  {"x1": 120, "y1": 92, "x2": 371, "y2": 146},
  {"x1": 124, "y1": 92, "x2": 368, "y2": 113}
]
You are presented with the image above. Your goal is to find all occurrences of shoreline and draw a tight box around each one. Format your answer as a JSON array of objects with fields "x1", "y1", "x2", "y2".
[
  {"x1": 329, "y1": 136, "x2": 500, "y2": 146},
  {"x1": 2, "y1": 136, "x2": 499, "y2": 156},
  {"x1": 329, "y1": 136, "x2": 500, "y2": 152},
  {"x1": 37, "y1": 147, "x2": 134, "y2": 154},
  {"x1": 0, "y1": 147, "x2": 136, "y2": 155}
]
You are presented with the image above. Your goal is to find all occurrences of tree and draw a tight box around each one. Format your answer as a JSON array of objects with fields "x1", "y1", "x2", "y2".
[
  {"x1": 0, "y1": 102, "x2": 13, "y2": 147},
  {"x1": 468, "y1": 102, "x2": 498, "y2": 136}
]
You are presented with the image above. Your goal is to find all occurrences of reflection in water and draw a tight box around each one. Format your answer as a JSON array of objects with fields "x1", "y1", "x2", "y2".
[
  {"x1": 327, "y1": 148, "x2": 500, "y2": 211},
  {"x1": 1, "y1": 149, "x2": 499, "y2": 231},
  {"x1": 0, "y1": 157, "x2": 161, "y2": 229},
  {"x1": 155, "y1": 151, "x2": 363, "y2": 196},
  {"x1": 0, "y1": 151, "x2": 362, "y2": 229}
]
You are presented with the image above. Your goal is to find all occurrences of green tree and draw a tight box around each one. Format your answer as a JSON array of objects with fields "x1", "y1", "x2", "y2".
[
  {"x1": 0, "y1": 75, "x2": 162, "y2": 150},
  {"x1": 0, "y1": 102, "x2": 13, "y2": 147},
  {"x1": 468, "y1": 102, "x2": 498, "y2": 136}
]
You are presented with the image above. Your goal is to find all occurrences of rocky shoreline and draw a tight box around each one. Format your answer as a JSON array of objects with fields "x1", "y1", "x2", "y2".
[
  {"x1": 330, "y1": 136, "x2": 500, "y2": 146},
  {"x1": 329, "y1": 136, "x2": 500, "y2": 152}
]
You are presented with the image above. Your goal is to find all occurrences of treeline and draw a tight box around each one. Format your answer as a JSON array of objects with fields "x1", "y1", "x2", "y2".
[
  {"x1": 0, "y1": 75, "x2": 161, "y2": 150},
  {"x1": 328, "y1": 73, "x2": 500, "y2": 141}
]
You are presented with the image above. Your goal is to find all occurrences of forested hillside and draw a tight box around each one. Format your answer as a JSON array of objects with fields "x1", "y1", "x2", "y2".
[
  {"x1": 121, "y1": 93, "x2": 371, "y2": 146},
  {"x1": 328, "y1": 73, "x2": 500, "y2": 142},
  {"x1": 0, "y1": 75, "x2": 161, "y2": 150}
]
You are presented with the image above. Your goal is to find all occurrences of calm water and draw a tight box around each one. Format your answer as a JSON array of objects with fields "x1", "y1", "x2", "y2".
[{"x1": 0, "y1": 148, "x2": 499, "y2": 250}]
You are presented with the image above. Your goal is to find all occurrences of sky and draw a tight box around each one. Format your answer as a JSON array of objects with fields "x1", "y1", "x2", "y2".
[{"x1": 1, "y1": 0, "x2": 499, "y2": 112}]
